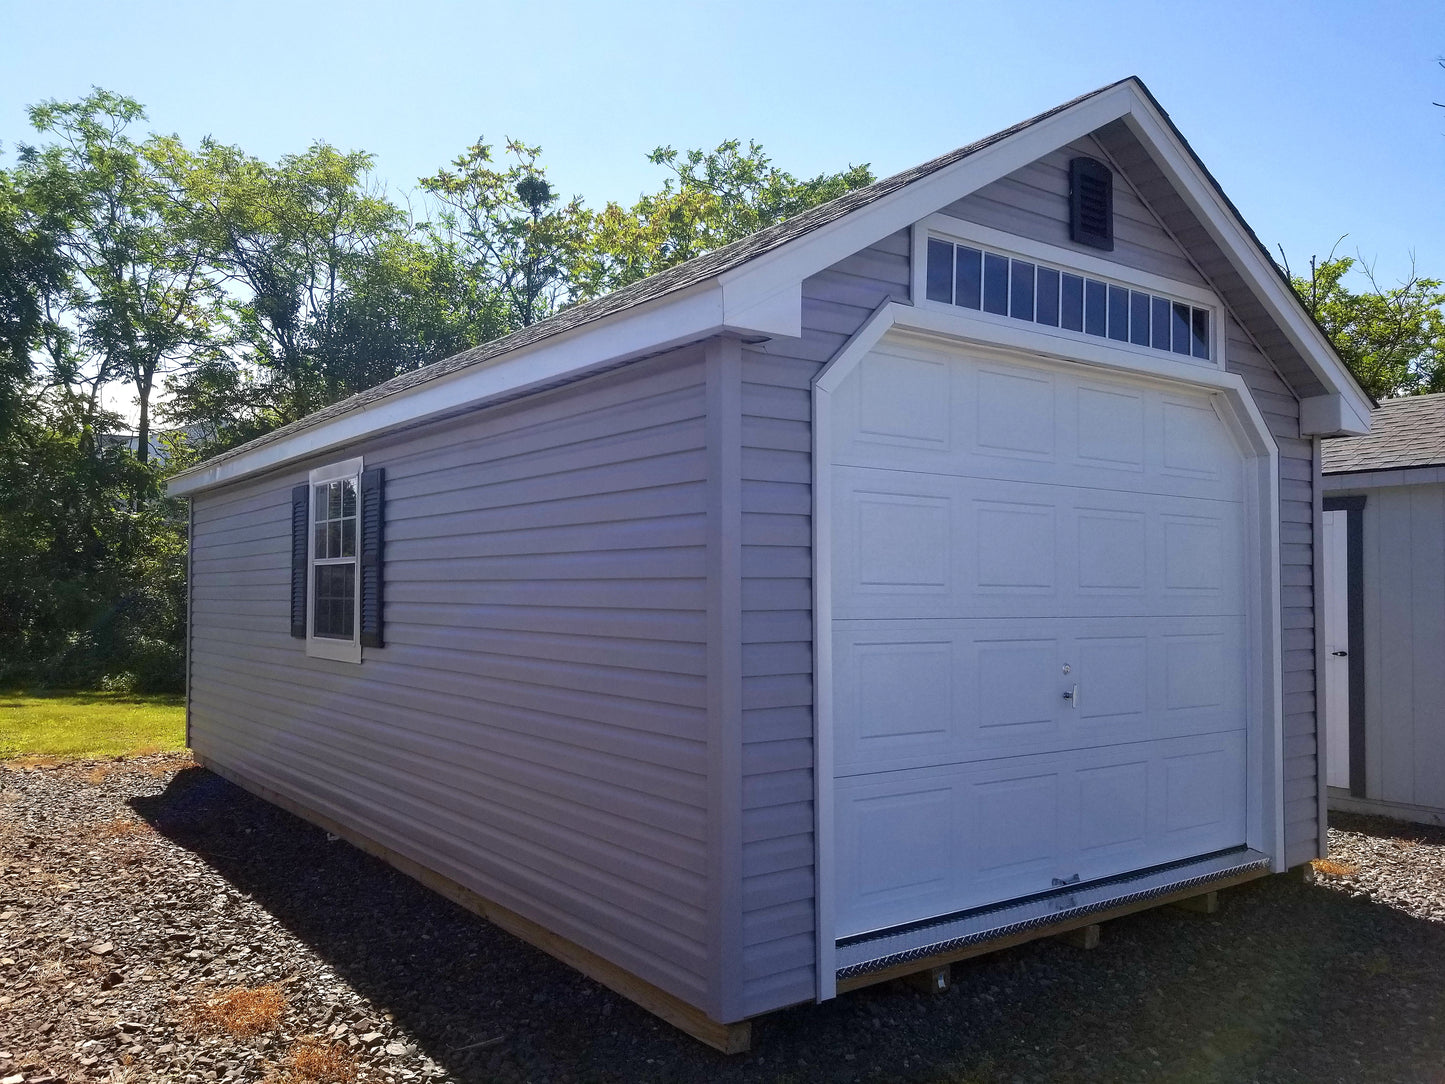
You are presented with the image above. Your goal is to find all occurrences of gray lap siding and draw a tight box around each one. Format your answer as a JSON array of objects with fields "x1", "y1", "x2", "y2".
[
  {"x1": 188, "y1": 346, "x2": 715, "y2": 1007},
  {"x1": 736, "y1": 143, "x2": 1321, "y2": 1014}
]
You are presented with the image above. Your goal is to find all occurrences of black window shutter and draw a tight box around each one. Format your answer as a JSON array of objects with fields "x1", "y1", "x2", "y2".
[
  {"x1": 1069, "y1": 157, "x2": 1114, "y2": 251},
  {"x1": 359, "y1": 467, "x2": 385, "y2": 649},
  {"x1": 290, "y1": 484, "x2": 309, "y2": 638}
]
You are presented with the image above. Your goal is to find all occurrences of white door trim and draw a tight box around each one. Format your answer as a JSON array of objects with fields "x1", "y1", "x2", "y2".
[{"x1": 811, "y1": 300, "x2": 1284, "y2": 1002}]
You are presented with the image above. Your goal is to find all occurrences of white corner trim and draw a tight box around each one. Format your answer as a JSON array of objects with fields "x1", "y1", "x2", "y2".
[{"x1": 1300, "y1": 393, "x2": 1371, "y2": 437}]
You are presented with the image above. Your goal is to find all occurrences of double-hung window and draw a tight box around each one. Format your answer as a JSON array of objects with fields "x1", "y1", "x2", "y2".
[
  {"x1": 308, "y1": 458, "x2": 362, "y2": 660},
  {"x1": 291, "y1": 456, "x2": 384, "y2": 663}
]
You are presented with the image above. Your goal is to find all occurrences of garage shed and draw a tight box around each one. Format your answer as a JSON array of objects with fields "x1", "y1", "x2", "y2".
[
  {"x1": 1322, "y1": 394, "x2": 1445, "y2": 825},
  {"x1": 169, "y1": 78, "x2": 1371, "y2": 1051}
]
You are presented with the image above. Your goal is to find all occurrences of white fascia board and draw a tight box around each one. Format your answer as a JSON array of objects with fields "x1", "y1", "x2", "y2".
[
  {"x1": 717, "y1": 84, "x2": 1140, "y2": 306},
  {"x1": 1117, "y1": 100, "x2": 1374, "y2": 423},
  {"x1": 1300, "y1": 393, "x2": 1371, "y2": 437},
  {"x1": 169, "y1": 280, "x2": 792, "y2": 496}
]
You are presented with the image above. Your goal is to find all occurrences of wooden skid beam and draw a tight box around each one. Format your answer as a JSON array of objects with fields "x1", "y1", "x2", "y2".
[
  {"x1": 1053, "y1": 923, "x2": 1101, "y2": 950},
  {"x1": 837, "y1": 869, "x2": 1262, "y2": 994},
  {"x1": 195, "y1": 756, "x2": 751, "y2": 1055},
  {"x1": 901, "y1": 965, "x2": 951, "y2": 995},
  {"x1": 1169, "y1": 890, "x2": 1220, "y2": 915}
]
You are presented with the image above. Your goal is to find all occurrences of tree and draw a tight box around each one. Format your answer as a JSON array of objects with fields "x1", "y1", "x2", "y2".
[
  {"x1": 568, "y1": 140, "x2": 874, "y2": 300},
  {"x1": 0, "y1": 163, "x2": 63, "y2": 438},
  {"x1": 16, "y1": 90, "x2": 224, "y2": 463},
  {"x1": 1284, "y1": 246, "x2": 1445, "y2": 400},
  {"x1": 421, "y1": 139, "x2": 586, "y2": 329}
]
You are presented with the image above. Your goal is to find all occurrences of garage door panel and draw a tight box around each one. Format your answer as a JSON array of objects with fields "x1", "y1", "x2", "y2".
[
  {"x1": 833, "y1": 472, "x2": 1245, "y2": 621},
  {"x1": 834, "y1": 618, "x2": 1246, "y2": 775},
  {"x1": 831, "y1": 351, "x2": 1243, "y2": 505},
  {"x1": 834, "y1": 730, "x2": 1248, "y2": 937},
  {"x1": 831, "y1": 341, "x2": 1252, "y2": 937}
]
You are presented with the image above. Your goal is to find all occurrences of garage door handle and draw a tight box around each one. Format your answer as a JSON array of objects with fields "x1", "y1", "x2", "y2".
[
  {"x1": 1063, "y1": 684, "x2": 1078, "y2": 708},
  {"x1": 1331, "y1": 650, "x2": 1348, "y2": 657}
]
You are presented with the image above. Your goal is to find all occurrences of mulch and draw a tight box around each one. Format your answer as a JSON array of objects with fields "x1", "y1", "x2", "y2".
[{"x1": 4, "y1": 756, "x2": 1445, "y2": 1083}]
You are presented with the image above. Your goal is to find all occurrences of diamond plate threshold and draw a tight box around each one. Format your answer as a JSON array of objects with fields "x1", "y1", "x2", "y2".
[{"x1": 836, "y1": 846, "x2": 1272, "y2": 991}]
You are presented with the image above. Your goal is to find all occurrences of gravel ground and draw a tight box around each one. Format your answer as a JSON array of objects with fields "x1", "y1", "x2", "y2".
[{"x1": 4, "y1": 758, "x2": 1445, "y2": 1084}]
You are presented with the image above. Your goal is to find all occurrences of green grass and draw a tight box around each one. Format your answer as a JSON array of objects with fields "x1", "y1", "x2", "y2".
[{"x1": 0, "y1": 690, "x2": 187, "y2": 760}]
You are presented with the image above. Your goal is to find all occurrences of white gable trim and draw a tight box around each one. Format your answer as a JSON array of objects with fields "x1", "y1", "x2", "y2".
[{"x1": 171, "y1": 77, "x2": 1368, "y2": 497}]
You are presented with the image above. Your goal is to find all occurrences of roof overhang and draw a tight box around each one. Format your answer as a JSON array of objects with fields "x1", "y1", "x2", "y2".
[{"x1": 170, "y1": 77, "x2": 1370, "y2": 497}]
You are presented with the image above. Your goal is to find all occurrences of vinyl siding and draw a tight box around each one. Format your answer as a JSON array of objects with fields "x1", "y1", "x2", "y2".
[
  {"x1": 735, "y1": 138, "x2": 1320, "y2": 1015},
  {"x1": 188, "y1": 346, "x2": 715, "y2": 1009},
  {"x1": 737, "y1": 228, "x2": 911, "y2": 1014},
  {"x1": 1330, "y1": 482, "x2": 1445, "y2": 814},
  {"x1": 939, "y1": 135, "x2": 1210, "y2": 289}
]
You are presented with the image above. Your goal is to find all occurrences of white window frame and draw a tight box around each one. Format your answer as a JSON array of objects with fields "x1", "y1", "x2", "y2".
[
  {"x1": 910, "y1": 214, "x2": 1224, "y2": 370},
  {"x1": 306, "y1": 456, "x2": 364, "y2": 663}
]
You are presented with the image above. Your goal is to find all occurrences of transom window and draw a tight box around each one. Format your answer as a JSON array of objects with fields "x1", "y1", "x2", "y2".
[{"x1": 925, "y1": 236, "x2": 1211, "y2": 361}]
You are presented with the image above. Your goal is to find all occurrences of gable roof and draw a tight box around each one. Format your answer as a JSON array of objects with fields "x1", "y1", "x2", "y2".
[
  {"x1": 1323, "y1": 394, "x2": 1445, "y2": 474},
  {"x1": 169, "y1": 77, "x2": 1370, "y2": 496}
]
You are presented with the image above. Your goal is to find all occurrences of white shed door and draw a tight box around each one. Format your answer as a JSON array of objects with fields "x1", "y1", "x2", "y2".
[{"x1": 830, "y1": 342, "x2": 1250, "y2": 938}]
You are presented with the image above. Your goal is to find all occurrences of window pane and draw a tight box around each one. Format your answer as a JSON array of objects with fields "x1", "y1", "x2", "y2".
[
  {"x1": 341, "y1": 479, "x2": 356, "y2": 519},
  {"x1": 314, "y1": 486, "x2": 328, "y2": 521},
  {"x1": 1172, "y1": 303, "x2": 1192, "y2": 354},
  {"x1": 1009, "y1": 261, "x2": 1035, "y2": 321},
  {"x1": 926, "y1": 238, "x2": 953, "y2": 303},
  {"x1": 955, "y1": 246, "x2": 982, "y2": 310},
  {"x1": 1084, "y1": 279, "x2": 1107, "y2": 336},
  {"x1": 341, "y1": 517, "x2": 356, "y2": 558},
  {"x1": 326, "y1": 481, "x2": 342, "y2": 520},
  {"x1": 313, "y1": 563, "x2": 356, "y2": 640},
  {"x1": 1035, "y1": 267, "x2": 1060, "y2": 326},
  {"x1": 1130, "y1": 291, "x2": 1151, "y2": 347},
  {"x1": 982, "y1": 253, "x2": 1009, "y2": 315},
  {"x1": 1192, "y1": 308, "x2": 1210, "y2": 359},
  {"x1": 314, "y1": 523, "x2": 327, "y2": 560},
  {"x1": 1060, "y1": 274, "x2": 1084, "y2": 332},
  {"x1": 327, "y1": 521, "x2": 340, "y2": 558},
  {"x1": 1107, "y1": 285, "x2": 1129, "y2": 341},
  {"x1": 1151, "y1": 297, "x2": 1172, "y2": 351}
]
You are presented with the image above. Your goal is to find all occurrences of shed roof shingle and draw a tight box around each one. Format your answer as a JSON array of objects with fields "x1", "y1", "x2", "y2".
[{"x1": 1322, "y1": 394, "x2": 1445, "y2": 474}]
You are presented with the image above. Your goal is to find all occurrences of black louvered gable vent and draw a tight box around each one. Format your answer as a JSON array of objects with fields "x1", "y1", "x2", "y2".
[
  {"x1": 1069, "y1": 157, "x2": 1114, "y2": 251},
  {"x1": 290, "y1": 484, "x2": 309, "y2": 638},
  {"x1": 359, "y1": 467, "x2": 385, "y2": 649}
]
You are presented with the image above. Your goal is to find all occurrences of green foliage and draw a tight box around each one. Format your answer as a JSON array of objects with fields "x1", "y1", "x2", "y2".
[
  {"x1": 421, "y1": 138, "x2": 586, "y2": 328},
  {"x1": 1286, "y1": 250, "x2": 1445, "y2": 400},
  {"x1": 0, "y1": 88, "x2": 875, "y2": 691},
  {"x1": 0, "y1": 403, "x2": 187, "y2": 691},
  {"x1": 569, "y1": 139, "x2": 874, "y2": 300}
]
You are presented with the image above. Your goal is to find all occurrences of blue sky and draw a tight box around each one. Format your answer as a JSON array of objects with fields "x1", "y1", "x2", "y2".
[{"x1": 2, "y1": 0, "x2": 1441, "y2": 288}]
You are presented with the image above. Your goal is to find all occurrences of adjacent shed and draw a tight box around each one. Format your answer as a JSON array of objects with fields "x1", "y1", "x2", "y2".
[
  {"x1": 169, "y1": 77, "x2": 1371, "y2": 1050},
  {"x1": 1322, "y1": 394, "x2": 1445, "y2": 825}
]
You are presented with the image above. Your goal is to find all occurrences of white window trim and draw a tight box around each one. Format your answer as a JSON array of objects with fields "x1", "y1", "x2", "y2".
[
  {"x1": 910, "y1": 214, "x2": 1224, "y2": 370},
  {"x1": 306, "y1": 456, "x2": 364, "y2": 664}
]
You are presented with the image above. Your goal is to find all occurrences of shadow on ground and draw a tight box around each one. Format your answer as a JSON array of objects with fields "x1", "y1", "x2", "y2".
[{"x1": 133, "y1": 768, "x2": 1445, "y2": 1084}]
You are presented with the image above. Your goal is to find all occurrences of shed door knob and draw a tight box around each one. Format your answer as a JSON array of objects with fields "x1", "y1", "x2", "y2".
[{"x1": 1331, "y1": 650, "x2": 1348, "y2": 657}]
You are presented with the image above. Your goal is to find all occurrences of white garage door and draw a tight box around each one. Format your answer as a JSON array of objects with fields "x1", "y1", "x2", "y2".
[{"x1": 830, "y1": 340, "x2": 1250, "y2": 938}]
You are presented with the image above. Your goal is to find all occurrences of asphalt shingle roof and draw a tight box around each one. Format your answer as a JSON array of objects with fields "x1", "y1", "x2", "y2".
[
  {"x1": 169, "y1": 80, "x2": 1130, "y2": 482},
  {"x1": 1322, "y1": 394, "x2": 1445, "y2": 474}
]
